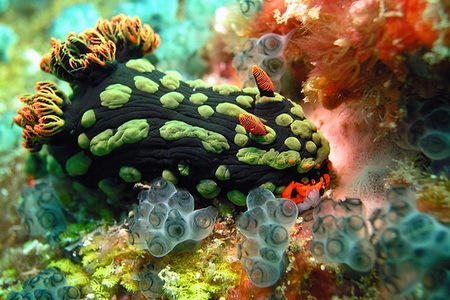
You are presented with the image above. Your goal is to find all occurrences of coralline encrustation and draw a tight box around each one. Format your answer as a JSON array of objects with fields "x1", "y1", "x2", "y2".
[{"x1": 13, "y1": 14, "x2": 331, "y2": 205}]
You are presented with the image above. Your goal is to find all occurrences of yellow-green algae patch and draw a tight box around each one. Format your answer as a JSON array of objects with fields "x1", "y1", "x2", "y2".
[
  {"x1": 196, "y1": 179, "x2": 221, "y2": 198},
  {"x1": 198, "y1": 105, "x2": 214, "y2": 118},
  {"x1": 275, "y1": 113, "x2": 294, "y2": 127},
  {"x1": 189, "y1": 93, "x2": 208, "y2": 105},
  {"x1": 235, "y1": 95, "x2": 254, "y2": 108},
  {"x1": 77, "y1": 133, "x2": 90, "y2": 149},
  {"x1": 81, "y1": 109, "x2": 96, "y2": 128},
  {"x1": 160, "y1": 92, "x2": 184, "y2": 109},
  {"x1": 236, "y1": 148, "x2": 300, "y2": 170},
  {"x1": 134, "y1": 75, "x2": 159, "y2": 94},
  {"x1": 126, "y1": 58, "x2": 156, "y2": 73},
  {"x1": 159, "y1": 120, "x2": 230, "y2": 153},
  {"x1": 119, "y1": 166, "x2": 142, "y2": 183},
  {"x1": 65, "y1": 151, "x2": 92, "y2": 176},
  {"x1": 284, "y1": 136, "x2": 301, "y2": 151},
  {"x1": 227, "y1": 190, "x2": 247, "y2": 206},
  {"x1": 160, "y1": 70, "x2": 182, "y2": 90},
  {"x1": 90, "y1": 119, "x2": 150, "y2": 156},
  {"x1": 100, "y1": 84, "x2": 132, "y2": 109},
  {"x1": 215, "y1": 165, "x2": 231, "y2": 181}
]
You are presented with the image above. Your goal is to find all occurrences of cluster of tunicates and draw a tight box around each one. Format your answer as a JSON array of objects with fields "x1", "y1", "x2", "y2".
[
  {"x1": 309, "y1": 197, "x2": 376, "y2": 273},
  {"x1": 139, "y1": 263, "x2": 164, "y2": 299},
  {"x1": 396, "y1": 97, "x2": 450, "y2": 175},
  {"x1": 310, "y1": 186, "x2": 450, "y2": 298},
  {"x1": 370, "y1": 186, "x2": 450, "y2": 298},
  {"x1": 232, "y1": 30, "x2": 295, "y2": 91},
  {"x1": 236, "y1": 188, "x2": 298, "y2": 287},
  {"x1": 6, "y1": 268, "x2": 80, "y2": 300},
  {"x1": 18, "y1": 179, "x2": 67, "y2": 243},
  {"x1": 128, "y1": 178, "x2": 218, "y2": 257}
]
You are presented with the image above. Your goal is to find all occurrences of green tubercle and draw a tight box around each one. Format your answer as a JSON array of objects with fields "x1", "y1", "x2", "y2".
[
  {"x1": 160, "y1": 92, "x2": 184, "y2": 109},
  {"x1": 81, "y1": 109, "x2": 96, "y2": 128},
  {"x1": 77, "y1": 133, "x2": 90, "y2": 149},
  {"x1": 159, "y1": 120, "x2": 230, "y2": 153},
  {"x1": 249, "y1": 126, "x2": 276, "y2": 144},
  {"x1": 212, "y1": 84, "x2": 240, "y2": 96},
  {"x1": 227, "y1": 190, "x2": 247, "y2": 206},
  {"x1": 242, "y1": 87, "x2": 259, "y2": 94},
  {"x1": 255, "y1": 93, "x2": 283, "y2": 104},
  {"x1": 90, "y1": 119, "x2": 150, "y2": 156},
  {"x1": 196, "y1": 179, "x2": 221, "y2": 199},
  {"x1": 235, "y1": 124, "x2": 246, "y2": 134},
  {"x1": 178, "y1": 161, "x2": 190, "y2": 176},
  {"x1": 290, "y1": 103, "x2": 305, "y2": 119},
  {"x1": 134, "y1": 75, "x2": 159, "y2": 94},
  {"x1": 65, "y1": 151, "x2": 92, "y2": 176},
  {"x1": 259, "y1": 182, "x2": 276, "y2": 192},
  {"x1": 235, "y1": 95, "x2": 254, "y2": 108},
  {"x1": 185, "y1": 79, "x2": 211, "y2": 89},
  {"x1": 160, "y1": 70, "x2": 182, "y2": 90},
  {"x1": 98, "y1": 178, "x2": 125, "y2": 201},
  {"x1": 236, "y1": 148, "x2": 300, "y2": 170},
  {"x1": 189, "y1": 93, "x2": 208, "y2": 105},
  {"x1": 312, "y1": 132, "x2": 323, "y2": 146},
  {"x1": 198, "y1": 105, "x2": 214, "y2": 119},
  {"x1": 297, "y1": 158, "x2": 315, "y2": 173},
  {"x1": 216, "y1": 103, "x2": 246, "y2": 117},
  {"x1": 275, "y1": 113, "x2": 294, "y2": 127},
  {"x1": 215, "y1": 165, "x2": 231, "y2": 181},
  {"x1": 284, "y1": 136, "x2": 301, "y2": 151},
  {"x1": 290, "y1": 119, "x2": 316, "y2": 139},
  {"x1": 125, "y1": 58, "x2": 156, "y2": 73},
  {"x1": 162, "y1": 169, "x2": 178, "y2": 184},
  {"x1": 100, "y1": 84, "x2": 132, "y2": 109},
  {"x1": 119, "y1": 166, "x2": 142, "y2": 183},
  {"x1": 305, "y1": 141, "x2": 317, "y2": 154},
  {"x1": 234, "y1": 133, "x2": 248, "y2": 147}
]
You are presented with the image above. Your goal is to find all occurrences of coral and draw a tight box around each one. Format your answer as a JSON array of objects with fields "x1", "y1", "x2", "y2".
[
  {"x1": 6, "y1": 268, "x2": 80, "y2": 300},
  {"x1": 13, "y1": 14, "x2": 331, "y2": 205},
  {"x1": 236, "y1": 188, "x2": 298, "y2": 287},
  {"x1": 128, "y1": 178, "x2": 218, "y2": 257},
  {"x1": 17, "y1": 179, "x2": 67, "y2": 243}
]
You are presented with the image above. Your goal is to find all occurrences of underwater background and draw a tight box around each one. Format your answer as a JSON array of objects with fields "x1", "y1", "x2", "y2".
[{"x1": 0, "y1": 0, "x2": 449, "y2": 299}]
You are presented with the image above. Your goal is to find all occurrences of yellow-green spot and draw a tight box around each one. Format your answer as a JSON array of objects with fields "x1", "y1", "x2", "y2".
[
  {"x1": 227, "y1": 190, "x2": 246, "y2": 206},
  {"x1": 275, "y1": 113, "x2": 294, "y2": 127},
  {"x1": 235, "y1": 95, "x2": 254, "y2": 108},
  {"x1": 284, "y1": 137, "x2": 301, "y2": 151},
  {"x1": 242, "y1": 87, "x2": 259, "y2": 94},
  {"x1": 178, "y1": 161, "x2": 190, "y2": 176},
  {"x1": 274, "y1": 185, "x2": 286, "y2": 195},
  {"x1": 255, "y1": 93, "x2": 283, "y2": 104},
  {"x1": 160, "y1": 120, "x2": 230, "y2": 153},
  {"x1": 234, "y1": 133, "x2": 248, "y2": 147},
  {"x1": 186, "y1": 79, "x2": 211, "y2": 89},
  {"x1": 90, "y1": 119, "x2": 149, "y2": 156},
  {"x1": 212, "y1": 84, "x2": 240, "y2": 96},
  {"x1": 134, "y1": 76, "x2": 159, "y2": 94},
  {"x1": 236, "y1": 148, "x2": 300, "y2": 170},
  {"x1": 160, "y1": 71, "x2": 182, "y2": 90},
  {"x1": 81, "y1": 109, "x2": 96, "y2": 128},
  {"x1": 189, "y1": 93, "x2": 208, "y2": 105},
  {"x1": 126, "y1": 58, "x2": 155, "y2": 73},
  {"x1": 160, "y1": 92, "x2": 184, "y2": 109},
  {"x1": 315, "y1": 138, "x2": 330, "y2": 165},
  {"x1": 65, "y1": 151, "x2": 92, "y2": 177},
  {"x1": 77, "y1": 133, "x2": 90, "y2": 149},
  {"x1": 297, "y1": 158, "x2": 316, "y2": 173},
  {"x1": 198, "y1": 105, "x2": 214, "y2": 119},
  {"x1": 215, "y1": 165, "x2": 231, "y2": 181},
  {"x1": 235, "y1": 124, "x2": 246, "y2": 134},
  {"x1": 290, "y1": 103, "x2": 305, "y2": 119},
  {"x1": 119, "y1": 166, "x2": 142, "y2": 183},
  {"x1": 305, "y1": 141, "x2": 317, "y2": 154},
  {"x1": 162, "y1": 169, "x2": 178, "y2": 184},
  {"x1": 291, "y1": 120, "x2": 315, "y2": 139},
  {"x1": 98, "y1": 178, "x2": 125, "y2": 201},
  {"x1": 259, "y1": 182, "x2": 275, "y2": 192},
  {"x1": 100, "y1": 84, "x2": 132, "y2": 109},
  {"x1": 249, "y1": 126, "x2": 276, "y2": 144},
  {"x1": 216, "y1": 103, "x2": 246, "y2": 117},
  {"x1": 196, "y1": 179, "x2": 221, "y2": 199}
]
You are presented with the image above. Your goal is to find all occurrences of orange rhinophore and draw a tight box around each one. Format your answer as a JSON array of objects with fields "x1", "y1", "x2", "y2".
[
  {"x1": 252, "y1": 65, "x2": 275, "y2": 97},
  {"x1": 238, "y1": 113, "x2": 267, "y2": 136}
]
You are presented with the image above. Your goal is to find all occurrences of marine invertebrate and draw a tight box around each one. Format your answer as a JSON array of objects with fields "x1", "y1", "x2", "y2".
[
  {"x1": 6, "y1": 268, "x2": 80, "y2": 300},
  {"x1": 236, "y1": 188, "x2": 298, "y2": 287},
  {"x1": 13, "y1": 14, "x2": 331, "y2": 205},
  {"x1": 128, "y1": 178, "x2": 218, "y2": 257}
]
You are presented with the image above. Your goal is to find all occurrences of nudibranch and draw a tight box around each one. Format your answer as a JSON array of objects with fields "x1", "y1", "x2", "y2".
[{"x1": 14, "y1": 15, "x2": 331, "y2": 205}]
